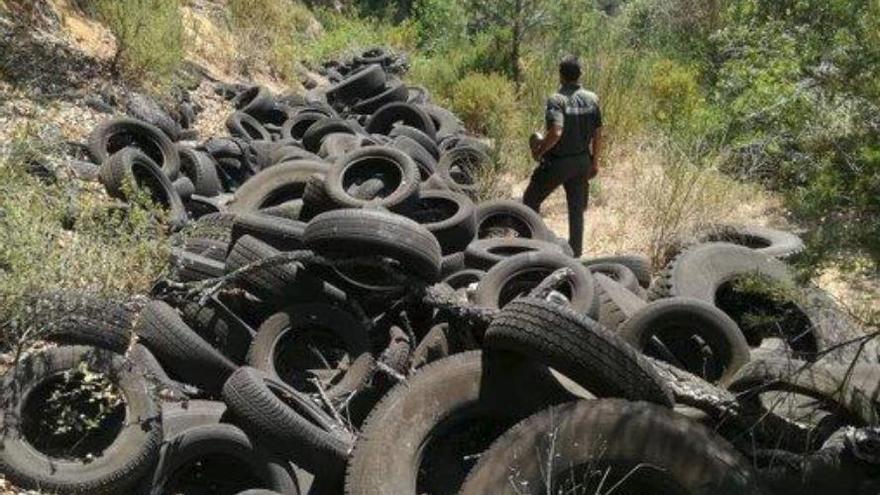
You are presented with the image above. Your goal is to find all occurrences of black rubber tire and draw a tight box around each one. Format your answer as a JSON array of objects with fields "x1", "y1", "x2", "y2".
[
  {"x1": 173, "y1": 175, "x2": 196, "y2": 200},
  {"x1": 344, "y1": 351, "x2": 578, "y2": 495},
  {"x1": 222, "y1": 367, "x2": 352, "y2": 481},
  {"x1": 230, "y1": 160, "x2": 328, "y2": 212},
  {"x1": 389, "y1": 123, "x2": 439, "y2": 159},
  {"x1": 134, "y1": 300, "x2": 237, "y2": 392},
  {"x1": 88, "y1": 116, "x2": 180, "y2": 179},
  {"x1": 99, "y1": 148, "x2": 188, "y2": 227},
  {"x1": 224, "y1": 235, "x2": 320, "y2": 302},
  {"x1": 232, "y1": 86, "x2": 276, "y2": 118},
  {"x1": 260, "y1": 199, "x2": 303, "y2": 221},
  {"x1": 181, "y1": 236, "x2": 230, "y2": 262},
  {"x1": 406, "y1": 85, "x2": 430, "y2": 105},
  {"x1": 246, "y1": 304, "x2": 370, "y2": 399},
  {"x1": 650, "y1": 242, "x2": 867, "y2": 364},
  {"x1": 281, "y1": 112, "x2": 326, "y2": 141},
  {"x1": 178, "y1": 297, "x2": 256, "y2": 364},
  {"x1": 178, "y1": 145, "x2": 224, "y2": 197},
  {"x1": 442, "y1": 268, "x2": 485, "y2": 291},
  {"x1": 147, "y1": 423, "x2": 300, "y2": 495},
  {"x1": 0, "y1": 345, "x2": 162, "y2": 494},
  {"x1": 619, "y1": 297, "x2": 751, "y2": 385},
  {"x1": 404, "y1": 189, "x2": 476, "y2": 254},
  {"x1": 270, "y1": 145, "x2": 323, "y2": 165},
  {"x1": 420, "y1": 104, "x2": 463, "y2": 140},
  {"x1": 324, "y1": 146, "x2": 420, "y2": 213},
  {"x1": 227, "y1": 111, "x2": 273, "y2": 142},
  {"x1": 302, "y1": 118, "x2": 358, "y2": 153},
  {"x1": 475, "y1": 199, "x2": 553, "y2": 241},
  {"x1": 728, "y1": 358, "x2": 879, "y2": 427},
  {"x1": 390, "y1": 134, "x2": 437, "y2": 180},
  {"x1": 436, "y1": 146, "x2": 491, "y2": 198},
  {"x1": 168, "y1": 248, "x2": 226, "y2": 282},
  {"x1": 326, "y1": 64, "x2": 387, "y2": 105},
  {"x1": 484, "y1": 297, "x2": 674, "y2": 406},
  {"x1": 231, "y1": 213, "x2": 306, "y2": 251},
  {"x1": 365, "y1": 102, "x2": 437, "y2": 140},
  {"x1": 464, "y1": 237, "x2": 563, "y2": 270},
  {"x1": 180, "y1": 211, "x2": 236, "y2": 243},
  {"x1": 300, "y1": 173, "x2": 336, "y2": 221},
  {"x1": 236, "y1": 490, "x2": 286, "y2": 495},
  {"x1": 129, "y1": 343, "x2": 195, "y2": 400},
  {"x1": 595, "y1": 273, "x2": 647, "y2": 331},
  {"x1": 459, "y1": 399, "x2": 763, "y2": 495},
  {"x1": 124, "y1": 92, "x2": 181, "y2": 140},
  {"x1": 351, "y1": 79, "x2": 409, "y2": 115},
  {"x1": 699, "y1": 225, "x2": 805, "y2": 259},
  {"x1": 27, "y1": 289, "x2": 134, "y2": 353},
  {"x1": 160, "y1": 399, "x2": 227, "y2": 441},
  {"x1": 304, "y1": 208, "x2": 442, "y2": 282},
  {"x1": 585, "y1": 261, "x2": 642, "y2": 296},
  {"x1": 474, "y1": 251, "x2": 598, "y2": 314},
  {"x1": 318, "y1": 133, "x2": 363, "y2": 161}
]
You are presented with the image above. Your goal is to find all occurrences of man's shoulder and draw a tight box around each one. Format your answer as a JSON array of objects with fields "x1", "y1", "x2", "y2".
[
  {"x1": 575, "y1": 88, "x2": 600, "y2": 104},
  {"x1": 546, "y1": 92, "x2": 567, "y2": 107}
]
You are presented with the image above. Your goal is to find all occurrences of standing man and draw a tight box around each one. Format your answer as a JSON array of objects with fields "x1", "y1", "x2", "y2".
[{"x1": 524, "y1": 55, "x2": 603, "y2": 258}]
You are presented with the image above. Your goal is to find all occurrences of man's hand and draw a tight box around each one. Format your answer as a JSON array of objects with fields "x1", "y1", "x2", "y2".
[
  {"x1": 587, "y1": 158, "x2": 599, "y2": 180},
  {"x1": 532, "y1": 126, "x2": 562, "y2": 162}
]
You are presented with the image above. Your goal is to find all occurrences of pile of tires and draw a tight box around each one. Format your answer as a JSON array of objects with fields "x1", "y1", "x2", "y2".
[{"x1": 4, "y1": 48, "x2": 879, "y2": 495}]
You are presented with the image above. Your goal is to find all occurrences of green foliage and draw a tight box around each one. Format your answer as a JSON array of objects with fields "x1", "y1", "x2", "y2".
[
  {"x1": 412, "y1": 0, "x2": 468, "y2": 52},
  {"x1": 304, "y1": 8, "x2": 418, "y2": 64},
  {"x1": 227, "y1": 0, "x2": 315, "y2": 82},
  {"x1": 448, "y1": 72, "x2": 518, "y2": 136},
  {"x1": 0, "y1": 124, "x2": 167, "y2": 349},
  {"x1": 80, "y1": 0, "x2": 184, "y2": 84}
]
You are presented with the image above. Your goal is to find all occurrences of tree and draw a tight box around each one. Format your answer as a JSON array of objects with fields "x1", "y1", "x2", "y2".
[{"x1": 467, "y1": 0, "x2": 554, "y2": 87}]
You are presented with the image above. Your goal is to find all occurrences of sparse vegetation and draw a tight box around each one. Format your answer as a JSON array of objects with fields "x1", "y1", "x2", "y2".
[{"x1": 0, "y1": 124, "x2": 168, "y2": 349}]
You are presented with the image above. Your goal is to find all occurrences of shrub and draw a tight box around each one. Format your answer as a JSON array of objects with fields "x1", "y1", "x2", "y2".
[
  {"x1": 0, "y1": 124, "x2": 167, "y2": 349},
  {"x1": 79, "y1": 0, "x2": 184, "y2": 84},
  {"x1": 412, "y1": 0, "x2": 468, "y2": 53},
  {"x1": 304, "y1": 8, "x2": 418, "y2": 64}
]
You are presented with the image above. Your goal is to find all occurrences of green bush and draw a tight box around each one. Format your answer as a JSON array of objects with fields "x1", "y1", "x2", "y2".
[
  {"x1": 80, "y1": 0, "x2": 184, "y2": 84},
  {"x1": 304, "y1": 8, "x2": 418, "y2": 64},
  {"x1": 449, "y1": 72, "x2": 518, "y2": 137},
  {"x1": 412, "y1": 0, "x2": 468, "y2": 52},
  {"x1": 0, "y1": 125, "x2": 167, "y2": 349}
]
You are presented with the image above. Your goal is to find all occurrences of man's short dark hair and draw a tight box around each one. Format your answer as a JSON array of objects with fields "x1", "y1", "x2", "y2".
[{"x1": 559, "y1": 55, "x2": 582, "y2": 81}]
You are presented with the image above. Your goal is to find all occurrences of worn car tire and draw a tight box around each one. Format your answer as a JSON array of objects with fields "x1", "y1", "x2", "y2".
[
  {"x1": 324, "y1": 146, "x2": 420, "y2": 213},
  {"x1": 231, "y1": 160, "x2": 328, "y2": 212},
  {"x1": 464, "y1": 237, "x2": 563, "y2": 270},
  {"x1": 88, "y1": 116, "x2": 180, "y2": 178}
]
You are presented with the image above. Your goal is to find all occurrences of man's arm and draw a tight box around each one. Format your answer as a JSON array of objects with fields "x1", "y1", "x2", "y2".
[
  {"x1": 532, "y1": 124, "x2": 562, "y2": 161},
  {"x1": 589, "y1": 126, "x2": 603, "y2": 179}
]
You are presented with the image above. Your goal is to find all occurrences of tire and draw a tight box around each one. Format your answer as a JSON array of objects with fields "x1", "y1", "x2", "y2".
[
  {"x1": 410, "y1": 324, "x2": 450, "y2": 370},
  {"x1": 178, "y1": 145, "x2": 223, "y2": 197},
  {"x1": 302, "y1": 118, "x2": 358, "y2": 153},
  {"x1": 406, "y1": 85, "x2": 430, "y2": 105},
  {"x1": 389, "y1": 124, "x2": 439, "y2": 159},
  {"x1": 651, "y1": 242, "x2": 867, "y2": 364},
  {"x1": 344, "y1": 351, "x2": 578, "y2": 495},
  {"x1": 585, "y1": 261, "x2": 642, "y2": 296},
  {"x1": 459, "y1": 399, "x2": 762, "y2": 495},
  {"x1": 351, "y1": 79, "x2": 408, "y2": 115},
  {"x1": 225, "y1": 235, "x2": 322, "y2": 302},
  {"x1": 404, "y1": 189, "x2": 476, "y2": 254},
  {"x1": 484, "y1": 297, "x2": 674, "y2": 406},
  {"x1": 99, "y1": 148, "x2": 188, "y2": 227},
  {"x1": 160, "y1": 399, "x2": 227, "y2": 441},
  {"x1": 125, "y1": 92, "x2": 181, "y2": 141},
  {"x1": 326, "y1": 64, "x2": 387, "y2": 104},
  {"x1": 420, "y1": 104, "x2": 463, "y2": 140},
  {"x1": 134, "y1": 300, "x2": 237, "y2": 392},
  {"x1": 442, "y1": 268, "x2": 485, "y2": 291},
  {"x1": 259, "y1": 199, "x2": 303, "y2": 221},
  {"x1": 231, "y1": 213, "x2": 306, "y2": 251},
  {"x1": 728, "y1": 358, "x2": 879, "y2": 427},
  {"x1": 436, "y1": 146, "x2": 492, "y2": 198},
  {"x1": 281, "y1": 112, "x2": 326, "y2": 141},
  {"x1": 222, "y1": 367, "x2": 352, "y2": 481},
  {"x1": 324, "y1": 146, "x2": 420, "y2": 212},
  {"x1": 699, "y1": 225, "x2": 805, "y2": 259},
  {"x1": 27, "y1": 289, "x2": 134, "y2": 354},
  {"x1": 173, "y1": 176, "x2": 196, "y2": 199},
  {"x1": 178, "y1": 297, "x2": 256, "y2": 364},
  {"x1": 246, "y1": 304, "x2": 370, "y2": 400},
  {"x1": 300, "y1": 173, "x2": 336, "y2": 221},
  {"x1": 231, "y1": 160, "x2": 328, "y2": 212},
  {"x1": 182, "y1": 211, "x2": 236, "y2": 243},
  {"x1": 304, "y1": 208, "x2": 442, "y2": 282},
  {"x1": 129, "y1": 343, "x2": 194, "y2": 399},
  {"x1": 0, "y1": 346, "x2": 161, "y2": 494},
  {"x1": 365, "y1": 102, "x2": 437, "y2": 139},
  {"x1": 227, "y1": 111, "x2": 272, "y2": 142},
  {"x1": 182, "y1": 236, "x2": 229, "y2": 262},
  {"x1": 270, "y1": 145, "x2": 323, "y2": 165},
  {"x1": 619, "y1": 297, "x2": 751, "y2": 385},
  {"x1": 464, "y1": 237, "x2": 563, "y2": 270},
  {"x1": 594, "y1": 273, "x2": 647, "y2": 331},
  {"x1": 473, "y1": 251, "x2": 598, "y2": 314},
  {"x1": 169, "y1": 248, "x2": 225, "y2": 282},
  {"x1": 232, "y1": 86, "x2": 276, "y2": 118},
  {"x1": 390, "y1": 135, "x2": 437, "y2": 180},
  {"x1": 582, "y1": 253, "x2": 653, "y2": 288},
  {"x1": 147, "y1": 423, "x2": 300, "y2": 495},
  {"x1": 475, "y1": 199, "x2": 552, "y2": 241},
  {"x1": 88, "y1": 116, "x2": 180, "y2": 179},
  {"x1": 318, "y1": 133, "x2": 364, "y2": 161}
]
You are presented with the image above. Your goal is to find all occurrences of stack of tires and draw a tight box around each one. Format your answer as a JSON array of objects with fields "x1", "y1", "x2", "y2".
[{"x1": 4, "y1": 48, "x2": 879, "y2": 495}]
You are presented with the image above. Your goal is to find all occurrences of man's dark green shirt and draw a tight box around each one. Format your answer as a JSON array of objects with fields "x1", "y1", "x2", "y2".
[{"x1": 544, "y1": 83, "x2": 602, "y2": 158}]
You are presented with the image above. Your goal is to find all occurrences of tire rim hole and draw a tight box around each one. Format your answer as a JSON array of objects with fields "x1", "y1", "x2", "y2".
[
  {"x1": 547, "y1": 462, "x2": 690, "y2": 495},
  {"x1": 342, "y1": 157, "x2": 403, "y2": 200},
  {"x1": 107, "y1": 131, "x2": 163, "y2": 165},
  {"x1": 164, "y1": 453, "x2": 266, "y2": 495},
  {"x1": 274, "y1": 326, "x2": 349, "y2": 394}
]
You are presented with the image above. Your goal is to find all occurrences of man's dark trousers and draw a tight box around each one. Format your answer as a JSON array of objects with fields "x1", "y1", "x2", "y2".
[{"x1": 523, "y1": 153, "x2": 589, "y2": 257}]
